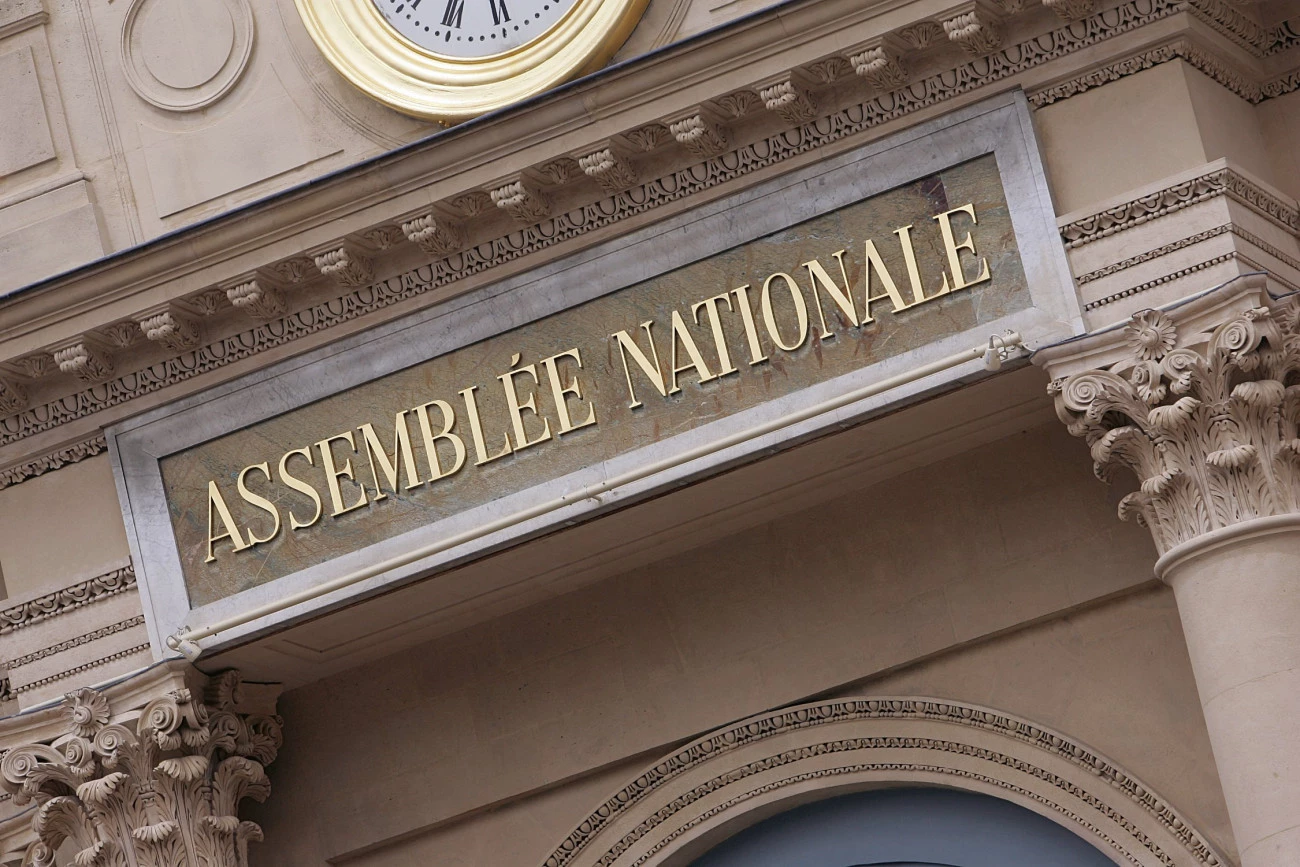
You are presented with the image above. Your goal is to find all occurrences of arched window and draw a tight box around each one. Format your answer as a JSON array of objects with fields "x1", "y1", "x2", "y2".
[{"x1": 690, "y1": 788, "x2": 1117, "y2": 867}]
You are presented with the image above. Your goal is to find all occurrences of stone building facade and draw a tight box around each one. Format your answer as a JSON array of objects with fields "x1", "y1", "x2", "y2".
[{"x1": 1, "y1": 0, "x2": 1298, "y2": 865}]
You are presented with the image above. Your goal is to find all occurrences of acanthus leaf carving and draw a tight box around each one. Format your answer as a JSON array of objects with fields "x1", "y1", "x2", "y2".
[
  {"x1": 137, "y1": 308, "x2": 200, "y2": 352},
  {"x1": 490, "y1": 177, "x2": 551, "y2": 224},
  {"x1": 0, "y1": 376, "x2": 28, "y2": 413},
  {"x1": 1, "y1": 670, "x2": 281, "y2": 867},
  {"x1": 666, "y1": 110, "x2": 728, "y2": 158},
  {"x1": 942, "y1": 3, "x2": 1003, "y2": 55},
  {"x1": 1042, "y1": 0, "x2": 1096, "y2": 20},
  {"x1": 401, "y1": 212, "x2": 467, "y2": 257},
  {"x1": 577, "y1": 147, "x2": 638, "y2": 194},
  {"x1": 312, "y1": 246, "x2": 374, "y2": 288},
  {"x1": 848, "y1": 36, "x2": 910, "y2": 91},
  {"x1": 224, "y1": 276, "x2": 285, "y2": 320},
  {"x1": 51, "y1": 340, "x2": 114, "y2": 384},
  {"x1": 755, "y1": 75, "x2": 818, "y2": 126},
  {"x1": 1044, "y1": 292, "x2": 1300, "y2": 555}
]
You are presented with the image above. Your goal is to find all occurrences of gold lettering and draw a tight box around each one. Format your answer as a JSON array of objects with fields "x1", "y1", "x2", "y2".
[
  {"x1": 413, "y1": 399, "x2": 468, "y2": 480},
  {"x1": 358, "y1": 413, "x2": 421, "y2": 501},
  {"x1": 499, "y1": 354, "x2": 553, "y2": 451},
  {"x1": 803, "y1": 251, "x2": 859, "y2": 338},
  {"x1": 236, "y1": 463, "x2": 281, "y2": 545},
  {"x1": 691, "y1": 293, "x2": 738, "y2": 376},
  {"x1": 935, "y1": 203, "x2": 991, "y2": 294},
  {"x1": 277, "y1": 448, "x2": 323, "y2": 531},
  {"x1": 459, "y1": 386, "x2": 513, "y2": 466},
  {"x1": 860, "y1": 238, "x2": 911, "y2": 323},
  {"x1": 668, "y1": 310, "x2": 716, "y2": 392},
  {"x1": 539, "y1": 348, "x2": 596, "y2": 435},
  {"x1": 612, "y1": 322, "x2": 668, "y2": 409},
  {"x1": 205, "y1": 480, "x2": 249, "y2": 563},
  {"x1": 316, "y1": 431, "x2": 368, "y2": 517},
  {"x1": 730, "y1": 285, "x2": 768, "y2": 365},
  {"x1": 894, "y1": 224, "x2": 930, "y2": 305},
  {"x1": 760, "y1": 272, "x2": 809, "y2": 352}
]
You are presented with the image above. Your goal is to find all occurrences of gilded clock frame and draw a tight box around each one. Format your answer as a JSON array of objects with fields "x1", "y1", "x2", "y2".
[{"x1": 294, "y1": 0, "x2": 649, "y2": 122}]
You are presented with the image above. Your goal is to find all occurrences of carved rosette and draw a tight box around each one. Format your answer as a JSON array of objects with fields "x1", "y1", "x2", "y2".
[
  {"x1": 1047, "y1": 300, "x2": 1300, "y2": 555},
  {"x1": 1, "y1": 671, "x2": 282, "y2": 867}
]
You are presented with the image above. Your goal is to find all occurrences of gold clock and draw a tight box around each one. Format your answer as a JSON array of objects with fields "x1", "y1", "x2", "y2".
[{"x1": 295, "y1": 0, "x2": 650, "y2": 122}]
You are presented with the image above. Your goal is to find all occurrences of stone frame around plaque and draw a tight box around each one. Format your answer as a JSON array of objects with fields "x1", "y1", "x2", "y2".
[{"x1": 109, "y1": 90, "x2": 1081, "y2": 658}]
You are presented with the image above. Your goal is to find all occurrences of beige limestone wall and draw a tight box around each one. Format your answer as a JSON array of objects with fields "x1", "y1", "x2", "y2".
[
  {"x1": 243, "y1": 419, "x2": 1223, "y2": 866},
  {"x1": 0, "y1": 454, "x2": 128, "y2": 602},
  {"x1": 258, "y1": 586, "x2": 1232, "y2": 867},
  {"x1": 1257, "y1": 90, "x2": 1300, "y2": 201},
  {"x1": 1034, "y1": 62, "x2": 1208, "y2": 217}
]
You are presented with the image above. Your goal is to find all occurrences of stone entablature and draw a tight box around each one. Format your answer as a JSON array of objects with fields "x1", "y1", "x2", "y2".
[
  {"x1": 1, "y1": 0, "x2": 1298, "y2": 477},
  {"x1": 0, "y1": 667, "x2": 280, "y2": 867}
]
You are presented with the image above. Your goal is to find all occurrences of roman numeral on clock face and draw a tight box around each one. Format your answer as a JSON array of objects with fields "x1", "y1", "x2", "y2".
[
  {"x1": 489, "y1": 0, "x2": 511, "y2": 24},
  {"x1": 441, "y1": 0, "x2": 464, "y2": 28}
]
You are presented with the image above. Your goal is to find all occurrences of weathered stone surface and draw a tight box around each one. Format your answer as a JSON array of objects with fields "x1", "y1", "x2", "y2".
[{"x1": 161, "y1": 155, "x2": 1029, "y2": 606}]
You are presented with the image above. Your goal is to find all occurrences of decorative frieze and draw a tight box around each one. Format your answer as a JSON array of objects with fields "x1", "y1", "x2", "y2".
[
  {"x1": 12, "y1": 352, "x2": 54, "y2": 379},
  {"x1": 490, "y1": 177, "x2": 551, "y2": 223},
  {"x1": 1043, "y1": 284, "x2": 1300, "y2": 554},
  {"x1": 802, "y1": 56, "x2": 852, "y2": 85},
  {"x1": 357, "y1": 224, "x2": 407, "y2": 251},
  {"x1": 6, "y1": 615, "x2": 146, "y2": 669},
  {"x1": 1, "y1": 670, "x2": 281, "y2": 867},
  {"x1": 666, "y1": 109, "x2": 728, "y2": 157},
  {"x1": 267, "y1": 256, "x2": 316, "y2": 285},
  {"x1": 225, "y1": 276, "x2": 285, "y2": 319},
  {"x1": 51, "y1": 340, "x2": 114, "y2": 384},
  {"x1": 898, "y1": 20, "x2": 945, "y2": 49},
  {"x1": 0, "y1": 563, "x2": 135, "y2": 633},
  {"x1": 401, "y1": 211, "x2": 467, "y2": 257},
  {"x1": 138, "y1": 308, "x2": 200, "y2": 352},
  {"x1": 312, "y1": 246, "x2": 374, "y2": 288},
  {"x1": 0, "y1": 377, "x2": 27, "y2": 413},
  {"x1": 1042, "y1": 0, "x2": 1095, "y2": 20},
  {"x1": 0, "y1": 433, "x2": 108, "y2": 490},
  {"x1": 99, "y1": 321, "x2": 144, "y2": 350},
  {"x1": 536, "y1": 157, "x2": 582, "y2": 186},
  {"x1": 0, "y1": 0, "x2": 1220, "y2": 451},
  {"x1": 711, "y1": 89, "x2": 762, "y2": 119},
  {"x1": 1059, "y1": 167, "x2": 1300, "y2": 248}
]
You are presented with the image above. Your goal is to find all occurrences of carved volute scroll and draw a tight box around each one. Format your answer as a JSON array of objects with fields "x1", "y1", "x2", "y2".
[
  {"x1": 1, "y1": 670, "x2": 281, "y2": 867},
  {"x1": 1043, "y1": 285, "x2": 1300, "y2": 555}
]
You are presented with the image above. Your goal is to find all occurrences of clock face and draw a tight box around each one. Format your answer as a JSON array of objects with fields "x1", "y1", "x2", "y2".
[
  {"x1": 373, "y1": 0, "x2": 572, "y2": 58},
  {"x1": 295, "y1": 0, "x2": 649, "y2": 121}
]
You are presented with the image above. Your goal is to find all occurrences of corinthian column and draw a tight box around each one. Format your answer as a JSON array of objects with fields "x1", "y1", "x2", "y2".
[
  {"x1": 1036, "y1": 274, "x2": 1300, "y2": 867},
  {"x1": 1, "y1": 668, "x2": 281, "y2": 867}
]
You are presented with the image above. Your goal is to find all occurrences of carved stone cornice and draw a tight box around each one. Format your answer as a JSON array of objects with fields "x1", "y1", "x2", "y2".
[
  {"x1": 0, "y1": 433, "x2": 107, "y2": 490},
  {"x1": 136, "y1": 308, "x2": 200, "y2": 353},
  {"x1": 1058, "y1": 165, "x2": 1300, "y2": 248},
  {"x1": 311, "y1": 245, "x2": 374, "y2": 288},
  {"x1": 0, "y1": 563, "x2": 136, "y2": 634},
  {"x1": 50, "y1": 339, "x2": 114, "y2": 385},
  {"x1": 665, "y1": 108, "x2": 729, "y2": 157},
  {"x1": 1037, "y1": 278, "x2": 1300, "y2": 555},
  {"x1": 8, "y1": 0, "x2": 1287, "y2": 463},
  {"x1": 0, "y1": 377, "x2": 27, "y2": 414},
  {"x1": 1, "y1": 669, "x2": 281, "y2": 867}
]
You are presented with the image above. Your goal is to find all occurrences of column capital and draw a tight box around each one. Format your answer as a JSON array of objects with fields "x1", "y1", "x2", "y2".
[
  {"x1": 1035, "y1": 275, "x2": 1300, "y2": 557},
  {"x1": 1, "y1": 668, "x2": 281, "y2": 867}
]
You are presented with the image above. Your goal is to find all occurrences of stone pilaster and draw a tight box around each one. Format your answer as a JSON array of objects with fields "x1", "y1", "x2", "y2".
[
  {"x1": 1, "y1": 668, "x2": 281, "y2": 867},
  {"x1": 1036, "y1": 274, "x2": 1300, "y2": 867}
]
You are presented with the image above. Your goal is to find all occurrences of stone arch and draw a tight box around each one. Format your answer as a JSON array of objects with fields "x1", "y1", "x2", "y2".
[{"x1": 541, "y1": 697, "x2": 1229, "y2": 867}]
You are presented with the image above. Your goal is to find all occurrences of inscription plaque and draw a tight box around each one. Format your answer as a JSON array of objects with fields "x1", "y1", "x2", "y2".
[{"x1": 110, "y1": 93, "x2": 1080, "y2": 655}]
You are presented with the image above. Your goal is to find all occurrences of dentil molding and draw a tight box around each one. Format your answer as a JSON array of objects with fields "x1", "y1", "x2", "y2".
[
  {"x1": 1038, "y1": 276, "x2": 1300, "y2": 555},
  {"x1": 0, "y1": 669, "x2": 280, "y2": 867},
  {"x1": 1, "y1": 0, "x2": 1298, "y2": 472}
]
